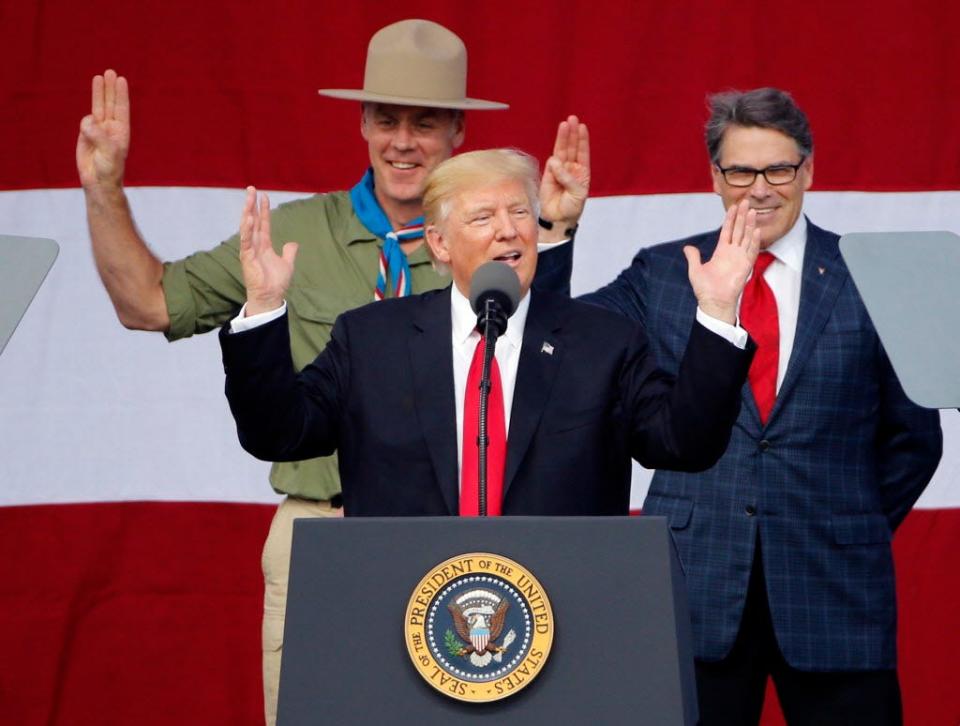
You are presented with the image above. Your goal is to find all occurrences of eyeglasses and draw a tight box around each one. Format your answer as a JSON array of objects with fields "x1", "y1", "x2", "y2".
[{"x1": 715, "y1": 156, "x2": 807, "y2": 187}]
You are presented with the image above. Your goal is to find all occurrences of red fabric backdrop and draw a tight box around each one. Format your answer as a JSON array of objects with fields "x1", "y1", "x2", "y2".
[{"x1": 2, "y1": 2, "x2": 959, "y2": 724}]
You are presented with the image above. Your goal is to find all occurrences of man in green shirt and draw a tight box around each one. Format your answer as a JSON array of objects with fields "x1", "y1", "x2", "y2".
[{"x1": 76, "y1": 19, "x2": 589, "y2": 724}]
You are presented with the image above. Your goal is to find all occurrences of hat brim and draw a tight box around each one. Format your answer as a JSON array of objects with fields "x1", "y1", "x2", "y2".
[{"x1": 318, "y1": 88, "x2": 508, "y2": 110}]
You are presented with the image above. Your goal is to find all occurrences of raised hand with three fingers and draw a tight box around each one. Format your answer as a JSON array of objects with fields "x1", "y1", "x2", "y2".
[{"x1": 538, "y1": 115, "x2": 590, "y2": 237}]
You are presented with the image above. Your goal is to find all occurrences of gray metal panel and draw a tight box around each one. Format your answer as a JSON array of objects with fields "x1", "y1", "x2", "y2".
[
  {"x1": 0, "y1": 235, "x2": 59, "y2": 356},
  {"x1": 279, "y1": 516, "x2": 697, "y2": 725},
  {"x1": 840, "y1": 231, "x2": 960, "y2": 409}
]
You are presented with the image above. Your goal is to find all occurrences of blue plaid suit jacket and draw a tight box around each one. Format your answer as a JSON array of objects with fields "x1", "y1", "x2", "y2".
[{"x1": 583, "y1": 219, "x2": 942, "y2": 671}]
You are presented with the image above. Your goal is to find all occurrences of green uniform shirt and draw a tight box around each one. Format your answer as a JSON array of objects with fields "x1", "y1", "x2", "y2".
[{"x1": 161, "y1": 190, "x2": 448, "y2": 500}]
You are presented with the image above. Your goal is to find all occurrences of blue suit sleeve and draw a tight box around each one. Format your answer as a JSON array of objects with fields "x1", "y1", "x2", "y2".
[
  {"x1": 578, "y1": 247, "x2": 649, "y2": 326},
  {"x1": 531, "y1": 238, "x2": 574, "y2": 298}
]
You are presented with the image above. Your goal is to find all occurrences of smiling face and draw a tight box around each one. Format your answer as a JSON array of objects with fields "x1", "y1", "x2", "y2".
[
  {"x1": 425, "y1": 178, "x2": 538, "y2": 298},
  {"x1": 711, "y1": 125, "x2": 813, "y2": 249},
  {"x1": 361, "y1": 103, "x2": 465, "y2": 226}
]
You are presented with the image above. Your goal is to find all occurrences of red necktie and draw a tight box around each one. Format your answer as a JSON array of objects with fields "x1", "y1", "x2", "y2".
[
  {"x1": 739, "y1": 252, "x2": 779, "y2": 425},
  {"x1": 460, "y1": 336, "x2": 506, "y2": 516}
]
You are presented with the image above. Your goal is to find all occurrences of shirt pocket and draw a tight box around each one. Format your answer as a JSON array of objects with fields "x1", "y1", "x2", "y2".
[{"x1": 286, "y1": 286, "x2": 369, "y2": 370}]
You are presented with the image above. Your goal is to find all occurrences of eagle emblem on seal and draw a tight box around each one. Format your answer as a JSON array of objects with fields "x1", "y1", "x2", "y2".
[{"x1": 445, "y1": 588, "x2": 517, "y2": 667}]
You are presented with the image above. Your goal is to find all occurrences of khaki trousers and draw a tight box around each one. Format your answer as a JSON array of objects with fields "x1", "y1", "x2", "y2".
[{"x1": 261, "y1": 496, "x2": 342, "y2": 726}]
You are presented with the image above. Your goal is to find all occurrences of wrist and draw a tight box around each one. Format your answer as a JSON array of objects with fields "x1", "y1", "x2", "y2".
[
  {"x1": 245, "y1": 297, "x2": 285, "y2": 317},
  {"x1": 698, "y1": 301, "x2": 737, "y2": 326},
  {"x1": 538, "y1": 216, "x2": 579, "y2": 241},
  {"x1": 84, "y1": 180, "x2": 127, "y2": 208}
]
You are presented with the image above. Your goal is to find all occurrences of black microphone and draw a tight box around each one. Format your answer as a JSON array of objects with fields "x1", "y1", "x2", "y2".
[
  {"x1": 467, "y1": 262, "x2": 521, "y2": 516},
  {"x1": 469, "y1": 261, "x2": 521, "y2": 338}
]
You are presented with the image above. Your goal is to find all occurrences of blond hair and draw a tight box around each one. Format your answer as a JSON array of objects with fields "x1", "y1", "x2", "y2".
[{"x1": 423, "y1": 148, "x2": 540, "y2": 227}]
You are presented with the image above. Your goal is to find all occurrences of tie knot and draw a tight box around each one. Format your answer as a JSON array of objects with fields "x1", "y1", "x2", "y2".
[{"x1": 753, "y1": 251, "x2": 776, "y2": 277}]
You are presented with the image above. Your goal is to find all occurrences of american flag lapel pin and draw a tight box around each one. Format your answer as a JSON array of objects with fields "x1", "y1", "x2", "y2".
[{"x1": 540, "y1": 341, "x2": 555, "y2": 356}]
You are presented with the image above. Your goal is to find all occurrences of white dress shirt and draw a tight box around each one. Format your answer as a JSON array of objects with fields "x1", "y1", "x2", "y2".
[{"x1": 450, "y1": 284, "x2": 529, "y2": 477}]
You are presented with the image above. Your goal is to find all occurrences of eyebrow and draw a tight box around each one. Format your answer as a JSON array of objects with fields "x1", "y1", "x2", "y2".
[{"x1": 721, "y1": 159, "x2": 800, "y2": 169}]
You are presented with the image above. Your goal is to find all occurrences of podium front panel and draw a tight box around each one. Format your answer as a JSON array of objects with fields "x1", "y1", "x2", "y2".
[{"x1": 278, "y1": 516, "x2": 697, "y2": 725}]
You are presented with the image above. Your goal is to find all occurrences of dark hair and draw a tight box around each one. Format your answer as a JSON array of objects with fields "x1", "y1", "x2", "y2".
[{"x1": 705, "y1": 88, "x2": 813, "y2": 163}]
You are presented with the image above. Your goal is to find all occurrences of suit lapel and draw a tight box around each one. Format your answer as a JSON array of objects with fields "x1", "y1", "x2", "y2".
[
  {"x1": 408, "y1": 288, "x2": 459, "y2": 514},
  {"x1": 770, "y1": 221, "x2": 845, "y2": 420},
  {"x1": 504, "y1": 293, "x2": 564, "y2": 495}
]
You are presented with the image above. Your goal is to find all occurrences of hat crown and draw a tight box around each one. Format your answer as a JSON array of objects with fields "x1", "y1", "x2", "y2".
[
  {"x1": 363, "y1": 19, "x2": 466, "y2": 102},
  {"x1": 317, "y1": 18, "x2": 507, "y2": 110}
]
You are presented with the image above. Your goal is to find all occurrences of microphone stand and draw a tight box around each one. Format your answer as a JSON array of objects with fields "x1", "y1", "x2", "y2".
[{"x1": 476, "y1": 297, "x2": 507, "y2": 517}]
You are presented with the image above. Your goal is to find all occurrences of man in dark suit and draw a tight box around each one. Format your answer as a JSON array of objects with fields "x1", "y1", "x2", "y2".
[
  {"x1": 583, "y1": 88, "x2": 943, "y2": 725},
  {"x1": 220, "y1": 148, "x2": 759, "y2": 519}
]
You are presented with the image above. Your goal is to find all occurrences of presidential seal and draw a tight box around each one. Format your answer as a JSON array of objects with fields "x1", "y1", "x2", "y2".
[{"x1": 404, "y1": 552, "x2": 554, "y2": 703}]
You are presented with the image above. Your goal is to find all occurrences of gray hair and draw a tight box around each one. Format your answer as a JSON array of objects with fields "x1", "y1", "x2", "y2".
[{"x1": 705, "y1": 88, "x2": 813, "y2": 163}]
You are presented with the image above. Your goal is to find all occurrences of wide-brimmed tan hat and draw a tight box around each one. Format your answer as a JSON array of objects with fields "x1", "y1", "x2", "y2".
[{"x1": 318, "y1": 19, "x2": 508, "y2": 111}]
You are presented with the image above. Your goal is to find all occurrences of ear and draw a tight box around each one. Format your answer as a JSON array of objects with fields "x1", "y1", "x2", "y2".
[
  {"x1": 451, "y1": 113, "x2": 466, "y2": 151},
  {"x1": 359, "y1": 104, "x2": 370, "y2": 142},
  {"x1": 801, "y1": 154, "x2": 814, "y2": 191},
  {"x1": 710, "y1": 163, "x2": 723, "y2": 195},
  {"x1": 425, "y1": 224, "x2": 452, "y2": 264}
]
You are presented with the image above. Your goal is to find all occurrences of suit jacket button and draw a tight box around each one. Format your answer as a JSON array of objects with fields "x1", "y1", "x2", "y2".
[
  {"x1": 759, "y1": 439, "x2": 771, "y2": 451},
  {"x1": 745, "y1": 505, "x2": 757, "y2": 516}
]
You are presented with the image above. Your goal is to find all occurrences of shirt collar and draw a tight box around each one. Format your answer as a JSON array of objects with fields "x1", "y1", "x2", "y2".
[
  {"x1": 764, "y1": 214, "x2": 807, "y2": 273},
  {"x1": 451, "y1": 283, "x2": 530, "y2": 349}
]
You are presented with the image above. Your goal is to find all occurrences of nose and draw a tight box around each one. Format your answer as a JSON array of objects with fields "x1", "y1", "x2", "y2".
[
  {"x1": 749, "y1": 173, "x2": 771, "y2": 198},
  {"x1": 391, "y1": 121, "x2": 414, "y2": 151},
  {"x1": 494, "y1": 209, "x2": 518, "y2": 240}
]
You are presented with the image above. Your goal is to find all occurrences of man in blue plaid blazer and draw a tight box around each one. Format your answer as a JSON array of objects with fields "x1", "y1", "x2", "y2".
[{"x1": 583, "y1": 88, "x2": 942, "y2": 725}]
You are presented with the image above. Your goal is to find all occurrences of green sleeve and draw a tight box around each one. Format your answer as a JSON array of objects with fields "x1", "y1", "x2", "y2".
[{"x1": 162, "y1": 233, "x2": 246, "y2": 341}]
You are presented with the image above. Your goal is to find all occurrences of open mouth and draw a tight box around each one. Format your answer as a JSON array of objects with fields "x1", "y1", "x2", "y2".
[
  {"x1": 753, "y1": 207, "x2": 778, "y2": 217},
  {"x1": 493, "y1": 251, "x2": 522, "y2": 265},
  {"x1": 388, "y1": 161, "x2": 418, "y2": 170}
]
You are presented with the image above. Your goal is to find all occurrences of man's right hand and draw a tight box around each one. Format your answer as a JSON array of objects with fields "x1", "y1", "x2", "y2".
[
  {"x1": 77, "y1": 70, "x2": 130, "y2": 190},
  {"x1": 77, "y1": 69, "x2": 170, "y2": 332},
  {"x1": 239, "y1": 187, "x2": 299, "y2": 316}
]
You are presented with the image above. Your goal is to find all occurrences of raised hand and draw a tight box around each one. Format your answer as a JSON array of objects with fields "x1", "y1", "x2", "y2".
[
  {"x1": 539, "y1": 115, "x2": 591, "y2": 227},
  {"x1": 683, "y1": 199, "x2": 761, "y2": 324},
  {"x1": 77, "y1": 70, "x2": 131, "y2": 189},
  {"x1": 239, "y1": 187, "x2": 299, "y2": 316}
]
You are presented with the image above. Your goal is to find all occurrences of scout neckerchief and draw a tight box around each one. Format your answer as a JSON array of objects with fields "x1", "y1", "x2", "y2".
[{"x1": 350, "y1": 168, "x2": 423, "y2": 300}]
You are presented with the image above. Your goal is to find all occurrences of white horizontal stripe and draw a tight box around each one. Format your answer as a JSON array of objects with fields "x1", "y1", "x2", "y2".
[{"x1": 0, "y1": 187, "x2": 958, "y2": 507}]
